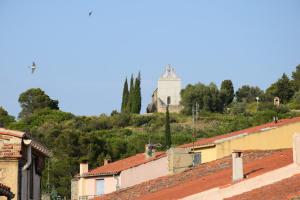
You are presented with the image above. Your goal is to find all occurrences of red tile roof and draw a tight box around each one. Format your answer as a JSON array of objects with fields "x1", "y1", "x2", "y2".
[
  {"x1": 180, "y1": 117, "x2": 300, "y2": 148},
  {"x1": 83, "y1": 152, "x2": 166, "y2": 177},
  {"x1": 225, "y1": 173, "x2": 300, "y2": 200},
  {"x1": 0, "y1": 128, "x2": 27, "y2": 138},
  {"x1": 95, "y1": 149, "x2": 293, "y2": 200}
]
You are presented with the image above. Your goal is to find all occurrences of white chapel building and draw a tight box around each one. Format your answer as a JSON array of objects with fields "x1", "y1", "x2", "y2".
[{"x1": 147, "y1": 65, "x2": 182, "y2": 113}]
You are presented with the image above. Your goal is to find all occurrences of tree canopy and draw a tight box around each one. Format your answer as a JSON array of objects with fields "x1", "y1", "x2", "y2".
[{"x1": 18, "y1": 88, "x2": 59, "y2": 118}]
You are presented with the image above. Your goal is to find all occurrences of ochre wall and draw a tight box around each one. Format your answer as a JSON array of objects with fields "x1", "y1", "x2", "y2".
[
  {"x1": 191, "y1": 123, "x2": 300, "y2": 165},
  {"x1": 193, "y1": 147, "x2": 217, "y2": 164},
  {"x1": 215, "y1": 123, "x2": 300, "y2": 159},
  {"x1": 0, "y1": 160, "x2": 19, "y2": 200}
]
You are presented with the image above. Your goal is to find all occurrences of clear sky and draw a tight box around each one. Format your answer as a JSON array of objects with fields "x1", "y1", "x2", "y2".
[{"x1": 0, "y1": 0, "x2": 299, "y2": 117}]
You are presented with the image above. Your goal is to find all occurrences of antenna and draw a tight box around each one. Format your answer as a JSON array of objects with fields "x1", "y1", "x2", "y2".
[{"x1": 192, "y1": 102, "x2": 198, "y2": 152}]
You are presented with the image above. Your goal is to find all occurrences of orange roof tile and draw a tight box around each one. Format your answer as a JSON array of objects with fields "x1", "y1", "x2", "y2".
[
  {"x1": 180, "y1": 117, "x2": 300, "y2": 148},
  {"x1": 225, "y1": 173, "x2": 300, "y2": 200},
  {"x1": 84, "y1": 152, "x2": 166, "y2": 176},
  {"x1": 95, "y1": 149, "x2": 292, "y2": 200},
  {"x1": 0, "y1": 128, "x2": 27, "y2": 138}
]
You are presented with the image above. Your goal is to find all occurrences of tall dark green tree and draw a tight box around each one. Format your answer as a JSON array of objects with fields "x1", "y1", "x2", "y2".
[
  {"x1": 18, "y1": 88, "x2": 59, "y2": 118},
  {"x1": 266, "y1": 73, "x2": 295, "y2": 103},
  {"x1": 127, "y1": 75, "x2": 134, "y2": 113},
  {"x1": 121, "y1": 78, "x2": 129, "y2": 112},
  {"x1": 133, "y1": 72, "x2": 142, "y2": 114},
  {"x1": 220, "y1": 80, "x2": 234, "y2": 107},
  {"x1": 292, "y1": 64, "x2": 300, "y2": 91},
  {"x1": 165, "y1": 105, "x2": 171, "y2": 148}
]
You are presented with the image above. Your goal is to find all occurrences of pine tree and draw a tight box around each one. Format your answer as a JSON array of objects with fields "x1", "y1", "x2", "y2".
[
  {"x1": 121, "y1": 78, "x2": 129, "y2": 113},
  {"x1": 127, "y1": 74, "x2": 134, "y2": 113},
  {"x1": 165, "y1": 105, "x2": 171, "y2": 148}
]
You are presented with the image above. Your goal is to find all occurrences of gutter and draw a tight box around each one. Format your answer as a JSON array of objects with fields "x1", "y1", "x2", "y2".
[{"x1": 22, "y1": 139, "x2": 32, "y2": 171}]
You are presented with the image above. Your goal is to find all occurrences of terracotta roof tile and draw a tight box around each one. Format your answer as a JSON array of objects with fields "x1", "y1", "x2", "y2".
[
  {"x1": 95, "y1": 149, "x2": 292, "y2": 200},
  {"x1": 0, "y1": 128, "x2": 26, "y2": 138},
  {"x1": 84, "y1": 152, "x2": 166, "y2": 177},
  {"x1": 180, "y1": 117, "x2": 300, "y2": 148},
  {"x1": 225, "y1": 173, "x2": 300, "y2": 200}
]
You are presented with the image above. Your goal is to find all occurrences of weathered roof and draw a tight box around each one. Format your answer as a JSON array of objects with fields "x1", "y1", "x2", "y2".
[
  {"x1": 0, "y1": 183, "x2": 14, "y2": 199},
  {"x1": 83, "y1": 152, "x2": 166, "y2": 177},
  {"x1": 95, "y1": 149, "x2": 292, "y2": 200},
  {"x1": 0, "y1": 128, "x2": 27, "y2": 138},
  {"x1": 225, "y1": 173, "x2": 300, "y2": 200},
  {"x1": 180, "y1": 117, "x2": 300, "y2": 148},
  {"x1": 0, "y1": 128, "x2": 52, "y2": 157}
]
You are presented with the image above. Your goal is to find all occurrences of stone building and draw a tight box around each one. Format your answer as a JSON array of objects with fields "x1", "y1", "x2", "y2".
[
  {"x1": 147, "y1": 65, "x2": 182, "y2": 113},
  {"x1": 0, "y1": 128, "x2": 51, "y2": 200}
]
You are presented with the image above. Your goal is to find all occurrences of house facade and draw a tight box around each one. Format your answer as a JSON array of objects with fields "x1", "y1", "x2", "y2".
[
  {"x1": 179, "y1": 117, "x2": 300, "y2": 164},
  {"x1": 72, "y1": 145, "x2": 168, "y2": 200},
  {"x1": 0, "y1": 128, "x2": 51, "y2": 200}
]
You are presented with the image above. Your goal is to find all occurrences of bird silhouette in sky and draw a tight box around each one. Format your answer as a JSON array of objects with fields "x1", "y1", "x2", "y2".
[
  {"x1": 29, "y1": 62, "x2": 37, "y2": 74},
  {"x1": 89, "y1": 11, "x2": 93, "y2": 16}
]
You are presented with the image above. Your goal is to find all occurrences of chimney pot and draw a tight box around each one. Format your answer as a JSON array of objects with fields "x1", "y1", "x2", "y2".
[{"x1": 232, "y1": 150, "x2": 244, "y2": 182}]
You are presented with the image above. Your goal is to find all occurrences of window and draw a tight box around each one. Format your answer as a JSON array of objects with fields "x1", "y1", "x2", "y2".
[
  {"x1": 167, "y1": 96, "x2": 171, "y2": 105},
  {"x1": 96, "y1": 179, "x2": 104, "y2": 196},
  {"x1": 193, "y1": 153, "x2": 201, "y2": 166}
]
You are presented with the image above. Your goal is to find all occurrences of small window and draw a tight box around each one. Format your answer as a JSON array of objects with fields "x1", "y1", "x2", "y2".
[
  {"x1": 167, "y1": 96, "x2": 171, "y2": 105},
  {"x1": 193, "y1": 153, "x2": 201, "y2": 166},
  {"x1": 96, "y1": 179, "x2": 105, "y2": 196}
]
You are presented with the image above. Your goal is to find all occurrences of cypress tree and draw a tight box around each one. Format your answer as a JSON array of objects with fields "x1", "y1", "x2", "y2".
[
  {"x1": 121, "y1": 78, "x2": 129, "y2": 112},
  {"x1": 133, "y1": 71, "x2": 142, "y2": 114},
  {"x1": 165, "y1": 105, "x2": 171, "y2": 148},
  {"x1": 127, "y1": 74, "x2": 134, "y2": 113}
]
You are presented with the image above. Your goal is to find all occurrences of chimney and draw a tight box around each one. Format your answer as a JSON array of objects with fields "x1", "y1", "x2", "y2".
[
  {"x1": 145, "y1": 144, "x2": 155, "y2": 159},
  {"x1": 80, "y1": 162, "x2": 89, "y2": 176},
  {"x1": 104, "y1": 158, "x2": 111, "y2": 165},
  {"x1": 293, "y1": 133, "x2": 300, "y2": 165},
  {"x1": 232, "y1": 150, "x2": 244, "y2": 182}
]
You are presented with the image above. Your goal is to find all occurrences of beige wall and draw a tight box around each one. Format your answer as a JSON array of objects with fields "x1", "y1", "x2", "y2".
[
  {"x1": 104, "y1": 176, "x2": 118, "y2": 194},
  {"x1": 193, "y1": 147, "x2": 217, "y2": 164},
  {"x1": 190, "y1": 122, "x2": 300, "y2": 165},
  {"x1": 215, "y1": 123, "x2": 300, "y2": 159},
  {"x1": 0, "y1": 160, "x2": 18, "y2": 200},
  {"x1": 120, "y1": 156, "x2": 168, "y2": 188},
  {"x1": 167, "y1": 148, "x2": 193, "y2": 174}
]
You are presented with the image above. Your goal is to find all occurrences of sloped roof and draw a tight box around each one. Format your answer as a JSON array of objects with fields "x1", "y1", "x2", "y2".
[
  {"x1": 83, "y1": 152, "x2": 166, "y2": 177},
  {"x1": 0, "y1": 128, "x2": 27, "y2": 138},
  {"x1": 225, "y1": 173, "x2": 300, "y2": 200},
  {"x1": 180, "y1": 117, "x2": 300, "y2": 148},
  {"x1": 0, "y1": 128, "x2": 52, "y2": 157},
  {"x1": 95, "y1": 149, "x2": 292, "y2": 200}
]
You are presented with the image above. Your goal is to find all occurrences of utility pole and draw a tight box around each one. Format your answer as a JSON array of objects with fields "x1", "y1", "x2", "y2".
[{"x1": 192, "y1": 102, "x2": 199, "y2": 152}]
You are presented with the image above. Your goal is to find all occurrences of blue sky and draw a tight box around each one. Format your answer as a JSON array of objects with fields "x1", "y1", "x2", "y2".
[{"x1": 0, "y1": 0, "x2": 299, "y2": 117}]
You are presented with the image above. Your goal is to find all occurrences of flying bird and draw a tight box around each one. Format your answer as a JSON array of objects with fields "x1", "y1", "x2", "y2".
[
  {"x1": 89, "y1": 11, "x2": 93, "y2": 16},
  {"x1": 29, "y1": 62, "x2": 37, "y2": 74}
]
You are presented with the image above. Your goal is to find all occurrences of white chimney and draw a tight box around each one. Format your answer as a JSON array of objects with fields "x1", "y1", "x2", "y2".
[
  {"x1": 232, "y1": 150, "x2": 244, "y2": 182},
  {"x1": 80, "y1": 162, "x2": 88, "y2": 175},
  {"x1": 293, "y1": 133, "x2": 300, "y2": 165}
]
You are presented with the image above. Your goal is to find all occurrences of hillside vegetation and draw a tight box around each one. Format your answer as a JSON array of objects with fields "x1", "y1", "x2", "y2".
[{"x1": 1, "y1": 64, "x2": 300, "y2": 198}]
